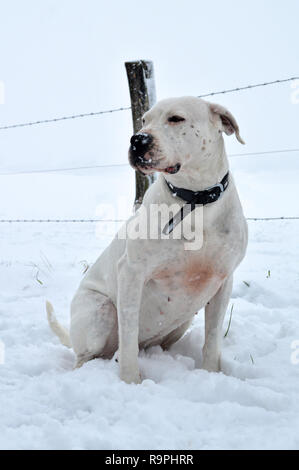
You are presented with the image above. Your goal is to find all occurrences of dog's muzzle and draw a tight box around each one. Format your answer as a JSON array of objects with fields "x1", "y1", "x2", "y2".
[{"x1": 129, "y1": 133, "x2": 154, "y2": 168}]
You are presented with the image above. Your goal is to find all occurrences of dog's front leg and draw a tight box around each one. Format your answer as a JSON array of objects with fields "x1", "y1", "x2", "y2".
[
  {"x1": 202, "y1": 276, "x2": 233, "y2": 372},
  {"x1": 117, "y1": 256, "x2": 144, "y2": 384}
]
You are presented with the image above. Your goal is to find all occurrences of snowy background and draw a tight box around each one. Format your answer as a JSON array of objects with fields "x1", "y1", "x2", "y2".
[{"x1": 0, "y1": 0, "x2": 299, "y2": 450}]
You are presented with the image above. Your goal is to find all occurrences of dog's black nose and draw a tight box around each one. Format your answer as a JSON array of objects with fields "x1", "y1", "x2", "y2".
[{"x1": 130, "y1": 133, "x2": 153, "y2": 159}]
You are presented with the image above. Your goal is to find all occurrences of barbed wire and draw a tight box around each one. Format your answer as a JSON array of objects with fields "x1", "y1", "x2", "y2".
[
  {"x1": 0, "y1": 76, "x2": 297, "y2": 131},
  {"x1": 246, "y1": 217, "x2": 299, "y2": 221},
  {"x1": 197, "y1": 76, "x2": 299, "y2": 98},
  {"x1": 0, "y1": 219, "x2": 125, "y2": 223},
  {"x1": 0, "y1": 162, "x2": 128, "y2": 176},
  {"x1": 0, "y1": 217, "x2": 298, "y2": 223},
  {"x1": 0, "y1": 106, "x2": 131, "y2": 131},
  {"x1": 229, "y1": 148, "x2": 299, "y2": 158},
  {"x1": 1, "y1": 147, "x2": 298, "y2": 176}
]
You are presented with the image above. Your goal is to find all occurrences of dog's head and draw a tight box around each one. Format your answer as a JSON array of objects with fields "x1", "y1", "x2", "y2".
[{"x1": 128, "y1": 97, "x2": 244, "y2": 183}]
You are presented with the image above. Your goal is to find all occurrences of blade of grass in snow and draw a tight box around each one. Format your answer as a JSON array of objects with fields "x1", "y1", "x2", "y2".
[{"x1": 224, "y1": 304, "x2": 234, "y2": 338}]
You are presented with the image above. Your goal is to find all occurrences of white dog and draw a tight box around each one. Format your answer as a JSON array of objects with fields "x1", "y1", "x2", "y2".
[{"x1": 47, "y1": 96, "x2": 248, "y2": 384}]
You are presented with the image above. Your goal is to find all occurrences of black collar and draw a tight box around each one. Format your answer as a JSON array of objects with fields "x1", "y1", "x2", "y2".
[
  {"x1": 165, "y1": 172, "x2": 229, "y2": 205},
  {"x1": 163, "y1": 172, "x2": 229, "y2": 235}
]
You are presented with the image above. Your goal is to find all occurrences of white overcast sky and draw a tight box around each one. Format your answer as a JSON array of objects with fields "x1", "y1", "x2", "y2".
[{"x1": 0, "y1": 0, "x2": 298, "y2": 172}]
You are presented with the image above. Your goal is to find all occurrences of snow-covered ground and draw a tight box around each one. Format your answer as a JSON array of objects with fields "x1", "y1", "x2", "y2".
[{"x1": 0, "y1": 156, "x2": 299, "y2": 450}]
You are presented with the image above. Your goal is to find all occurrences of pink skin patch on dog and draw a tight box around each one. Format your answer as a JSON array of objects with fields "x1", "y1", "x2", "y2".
[
  {"x1": 182, "y1": 262, "x2": 224, "y2": 294},
  {"x1": 153, "y1": 261, "x2": 226, "y2": 295}
]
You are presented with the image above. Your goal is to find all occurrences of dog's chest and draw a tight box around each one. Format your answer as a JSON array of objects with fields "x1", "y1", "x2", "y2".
[{"x1": 151, "y1": 252, "x2": 227, "y2": 297}]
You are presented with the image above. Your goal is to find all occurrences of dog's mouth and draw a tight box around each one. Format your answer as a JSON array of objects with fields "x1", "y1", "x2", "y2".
[
  {"x1": 136, "y1": 163, "x2": 181, "y2": 176},
  {"x1": 163, "y1": 164, "x2": 181, "y2": 174}
]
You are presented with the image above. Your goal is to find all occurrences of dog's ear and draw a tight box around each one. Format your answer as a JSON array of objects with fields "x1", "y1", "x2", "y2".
[{"x1": 209, "y1": 102, "x2": 245, "y2": 144}]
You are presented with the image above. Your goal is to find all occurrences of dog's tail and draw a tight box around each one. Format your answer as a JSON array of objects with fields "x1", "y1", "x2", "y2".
[{"x1": 46, "y1": 300, "x2": 72, "y2": 348}]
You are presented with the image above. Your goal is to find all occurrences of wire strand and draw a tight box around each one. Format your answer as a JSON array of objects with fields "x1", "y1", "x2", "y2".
[
  {"x1": 1, "y1": 147, "x2": 298, "y2": 175},
  {"x1": 0, "y1": 76, "x2": 297, "y2": 131},
  {"x1": 229, "y1": 148, "x2": 299, "y2": 158},
  {"x1": 0, "y1": 162, "x2": 129, "y2": 175},
  {"x1": 0, "y1": 217, "x2": 298, "y2": 223},
  {"x1": 0, "y1": 219, "x2": 126, "y2": 223},
  {"x1": 0, "y1": 106, "x2": 131, "y2": 130},
  {"x1": 198, "y1": 76, "x2": 299, "y2": 98}
]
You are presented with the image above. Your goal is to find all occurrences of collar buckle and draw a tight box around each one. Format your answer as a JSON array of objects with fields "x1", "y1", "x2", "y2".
[{"x1": 205, "y1": 182, "x2": 224, "y2": 193}]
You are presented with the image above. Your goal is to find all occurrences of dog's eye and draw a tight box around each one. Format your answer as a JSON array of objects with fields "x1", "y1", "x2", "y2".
[
  {"x1": 168, "y1": 115, "x2": 185, "y2": 124},
  {"x1": 142, "y1": 118, "x2": 145, "y2": 125}
]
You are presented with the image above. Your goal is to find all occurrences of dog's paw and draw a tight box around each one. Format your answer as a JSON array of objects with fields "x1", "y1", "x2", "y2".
[
  {"x1": 120, "y1": 369, "x2": 142, "y2": 384},
  {"x1": 202, "y1": 356, "x2": 221, "y2": 373}
]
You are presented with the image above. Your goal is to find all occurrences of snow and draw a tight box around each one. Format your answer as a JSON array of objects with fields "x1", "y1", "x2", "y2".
[{"x1": 0, "y1": 156, "x2": 299, "y2": 450}]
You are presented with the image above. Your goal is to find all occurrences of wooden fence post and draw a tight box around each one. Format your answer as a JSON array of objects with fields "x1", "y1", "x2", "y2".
[{"x1": 125, "y1": 60, "x2": 156, "y2": 209}]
